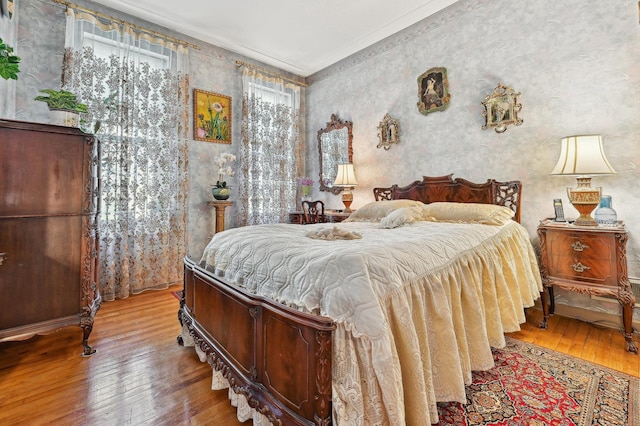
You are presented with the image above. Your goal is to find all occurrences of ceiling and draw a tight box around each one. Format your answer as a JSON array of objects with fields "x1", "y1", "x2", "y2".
[{"x1": 95, "y1": 0, "x2": 460, "y2": 77}]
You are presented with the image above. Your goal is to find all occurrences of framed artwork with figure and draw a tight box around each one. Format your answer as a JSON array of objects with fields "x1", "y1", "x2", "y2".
[
  {"x1": 417, "y1": 67, "x2": 450, "y2": 115},
  {"x1": 193, "y1": 89, "x2": 232, "y2": 143}
]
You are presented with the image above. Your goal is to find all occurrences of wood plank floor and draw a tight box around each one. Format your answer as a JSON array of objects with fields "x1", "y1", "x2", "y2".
[{"x1": 1, "y1": 287, "x2": 638, "y2": 425}]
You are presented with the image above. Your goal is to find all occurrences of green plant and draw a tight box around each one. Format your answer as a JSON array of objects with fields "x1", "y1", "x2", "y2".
[
  {"x1": 0, "y1": 37, "x2": 21, "y2": 80},
  {"x1": 34, "y1": 89, "x2": 89, "y2": 113}
]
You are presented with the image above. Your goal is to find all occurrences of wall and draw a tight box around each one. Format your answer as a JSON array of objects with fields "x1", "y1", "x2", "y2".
[
  {"x1": 9, "y1": 0, "x2": 305, "y2": 260},
  {"x1": 305, "y1": 0, "x2": 640, "y2": 324}
]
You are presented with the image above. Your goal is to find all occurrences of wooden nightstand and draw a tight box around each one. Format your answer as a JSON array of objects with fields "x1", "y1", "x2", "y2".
[{"x1": 537, "y1": 220, "x2": 637, "y2": 353}]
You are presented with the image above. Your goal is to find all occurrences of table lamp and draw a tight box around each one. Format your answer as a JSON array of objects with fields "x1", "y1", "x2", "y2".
[
  {"x1": 333, "y1": 163, "x2": 358, "y2": 213},
  {"x1": 550, "y1": 135, "x2": 616, "y2": 226}
]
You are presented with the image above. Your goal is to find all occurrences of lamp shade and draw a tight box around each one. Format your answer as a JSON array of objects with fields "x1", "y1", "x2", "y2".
[
  {"x1": 550, "y1": 135, "x2": 616, "y2": 176},
  {"x1": 333, "y1": 164, "x2": 358, "y2": 187}
]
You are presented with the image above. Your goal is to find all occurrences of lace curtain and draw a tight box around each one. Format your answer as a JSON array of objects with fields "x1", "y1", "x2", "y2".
[
  {"x1": 62, "y1": 8, "x2": 190, "y2": 300},
  {"x1": 238, "y1": 68, "x2": 302, "y2": 225}
]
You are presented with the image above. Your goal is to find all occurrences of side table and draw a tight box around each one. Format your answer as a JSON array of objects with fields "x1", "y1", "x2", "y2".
[
  {"x1": 537, "y1": 219, "x2": 637, "y2": 353},
  {"x1": 207, "y1": 200, "x2": 233, "y2": 233}
]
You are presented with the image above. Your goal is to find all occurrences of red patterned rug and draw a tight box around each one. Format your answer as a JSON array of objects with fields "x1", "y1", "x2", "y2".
[{"x1": 436, "y1": 338, "x2": 639, "y2": 426}]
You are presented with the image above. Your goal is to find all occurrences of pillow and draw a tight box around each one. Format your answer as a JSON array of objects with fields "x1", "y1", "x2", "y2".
[
  {"x1": 380, "y1": 205, "x2": 435, "y2": 228},
  {"x1": 422, "y1": 202, "x2": 515, "y2": 226},
  {"x1": 343, "y1": 199, "x2": 425, "y2": 222}
]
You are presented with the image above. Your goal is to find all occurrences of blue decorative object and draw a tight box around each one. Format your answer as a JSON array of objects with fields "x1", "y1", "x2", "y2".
[{"x1": 594, "y1": 195, "x2": 617, "y2": 226}]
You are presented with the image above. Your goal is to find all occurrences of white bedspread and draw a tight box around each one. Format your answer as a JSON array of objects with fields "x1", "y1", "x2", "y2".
[{"x1": 200, "y1": 220, "x2": 542, "y2": 425}]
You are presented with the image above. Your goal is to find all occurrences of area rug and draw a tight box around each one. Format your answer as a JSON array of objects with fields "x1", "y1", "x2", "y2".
[{"x1": 436, "y1": 337, "x2": 639, "y2": 426}]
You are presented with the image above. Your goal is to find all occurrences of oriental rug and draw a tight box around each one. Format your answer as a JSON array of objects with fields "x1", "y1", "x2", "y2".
[{"x1": 436, "y1": 337, "x2": 639, "y2": 426}]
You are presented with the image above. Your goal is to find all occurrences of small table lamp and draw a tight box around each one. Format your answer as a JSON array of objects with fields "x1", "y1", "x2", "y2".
[
  {"x1": 333, "y1": 163, "x2": 358, "y2": 213},
  {"x1": 550, "y1": 135, "x2": 616, "y2": 226}
]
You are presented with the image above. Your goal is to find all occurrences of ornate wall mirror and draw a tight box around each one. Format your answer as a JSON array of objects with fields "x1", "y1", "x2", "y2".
[
  {"x1": 318, "y1": 114, "x2": 353, "y2": 194},
  {"x1": 377, "y1": 113, "x2": 400, "y2": 150},
  {"x1": 481, "y1": 83, "x2": 523, "y2": 133}
]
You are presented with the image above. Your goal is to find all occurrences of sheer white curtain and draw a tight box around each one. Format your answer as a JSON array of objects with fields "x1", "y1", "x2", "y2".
[
  {"x1": 239, "y1": 67, "x2": 302, "y2": 225},
  {"x1": 62, "y1": 8, "x2": 190, "y2": 300}
]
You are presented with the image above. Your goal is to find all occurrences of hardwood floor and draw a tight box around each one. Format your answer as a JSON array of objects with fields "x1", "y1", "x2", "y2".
[{"x1": 1, "y1": 287, "x2": 638, "y2": 425}]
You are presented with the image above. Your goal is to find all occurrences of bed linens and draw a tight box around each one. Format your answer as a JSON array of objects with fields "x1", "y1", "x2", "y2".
[{"x1": 199, "y1": 220, "x2": 542, "y2": 425}]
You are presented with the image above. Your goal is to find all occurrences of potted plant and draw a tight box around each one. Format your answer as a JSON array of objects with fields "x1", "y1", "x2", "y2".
[
  {"x1": 34, "y1": 89, "x2": 88, "y2": 127},
  {"x1": 212, "y1": 152, "x2": 236, "y2": 200},
  {"x1": 0, "y1": 37, "x2": 21, "y2": 80}
]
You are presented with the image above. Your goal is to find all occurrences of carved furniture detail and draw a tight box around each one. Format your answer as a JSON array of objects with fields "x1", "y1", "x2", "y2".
[
  {"x1": 301, "y1": 200, "x2": 325, "y2": 224},
  {"x1": 288, "y1": 210, "x2": 351, "y2": 225},
  {"x1": 0, "y1": 119, "x2": 101, "y2": 356},
  {"x1": 537, "y1": 220, "x2": 637, "y2": 353},
  {"x1": 373, "y1": 174, "x2": 522, "y2": 223},
  {"x1": 318, "y1": 114, "x2": 353, "y2": 195}
]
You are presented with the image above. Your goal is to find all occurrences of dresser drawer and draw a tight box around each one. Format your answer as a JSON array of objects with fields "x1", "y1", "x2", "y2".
[{"x1": 544, "y1": 230, "x2": 617, "y2": 286}]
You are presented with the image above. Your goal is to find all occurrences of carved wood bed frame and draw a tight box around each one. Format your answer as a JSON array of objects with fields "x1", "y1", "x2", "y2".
[{"x1": 178, "y1": 174, "x2": 523, "y2": 425}]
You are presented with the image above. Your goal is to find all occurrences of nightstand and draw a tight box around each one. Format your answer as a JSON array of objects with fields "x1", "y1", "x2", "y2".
[{"x1": 537, "y1": 220, "x2": 637, "y2": 353}]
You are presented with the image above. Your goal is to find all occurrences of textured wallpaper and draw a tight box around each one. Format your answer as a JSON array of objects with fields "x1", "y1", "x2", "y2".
[
  {"x1": 305, "y1": 0, "x2": 640, "y2": 322},
  {"x1": 9, "y1": 0, "x2": 640, "y2": 323}
]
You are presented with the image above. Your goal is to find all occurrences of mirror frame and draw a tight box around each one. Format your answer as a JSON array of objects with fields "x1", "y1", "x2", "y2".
[{"x1": 318, "y1": 114, "x2": 353, "y2": 194}]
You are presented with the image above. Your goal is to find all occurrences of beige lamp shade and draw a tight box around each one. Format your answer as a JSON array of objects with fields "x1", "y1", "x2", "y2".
[
  {"x1": 333, "y1": 163, "x2": 358, "y2": 187},
  {"x1": 550, "y1": 135, "x2": 615, "y2": 226},
  {"x1": 550, "y1": 135, "x2": 616, "y2": 176},
  {"x1": 334, "y1": 164, "x2": 357, "y2": 213}
]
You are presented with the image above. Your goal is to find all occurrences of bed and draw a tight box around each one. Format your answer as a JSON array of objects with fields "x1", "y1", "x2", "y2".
[{"x1": 178, "y1": 174, "x2": 543, "y2": 425}]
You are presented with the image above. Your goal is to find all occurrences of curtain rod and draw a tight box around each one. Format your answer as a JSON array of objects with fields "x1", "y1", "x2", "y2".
[
  {"x1": 51, "y1": 0, "x2": 199, "y2": 50},
  {"x1": 236, "y1": 60, "x2": 308, "y2": 87}
]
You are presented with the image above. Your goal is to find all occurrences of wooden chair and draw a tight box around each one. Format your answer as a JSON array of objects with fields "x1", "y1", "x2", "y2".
[{"x1": 301, "y1": 200, "x2": 325, "y2": 224}]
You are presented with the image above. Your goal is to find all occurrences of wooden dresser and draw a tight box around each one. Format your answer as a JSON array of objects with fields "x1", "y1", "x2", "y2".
[
  {"x1": 537, "y1": 220, "x2": 637, "y2": 353},
  {"x1": 0, "y1": 119, "x2": 101, "y2": 356}
]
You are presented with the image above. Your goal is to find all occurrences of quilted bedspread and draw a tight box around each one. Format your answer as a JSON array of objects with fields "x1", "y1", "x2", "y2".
[{"x1": 199, "y1": 220, "x2": 542, "y2": 425}]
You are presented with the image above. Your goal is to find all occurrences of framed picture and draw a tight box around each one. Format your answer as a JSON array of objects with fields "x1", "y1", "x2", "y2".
[
  {"x1": 481, "y1": 83, "x2": 523, "y2": 133},
  {"x1": 193, "y1": 89, "x2": 232, "y2": 143},
  {"x1": 417, "y1": 67, "x2": 450, "y2": 115}
]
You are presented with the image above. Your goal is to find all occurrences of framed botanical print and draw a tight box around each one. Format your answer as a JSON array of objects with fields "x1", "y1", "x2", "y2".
[
  {"x1": 417, "y1": 67, "x2": 450, "y2": 115},
  {"x1": 193, "y1": 89, "x2": 232, "y2": 143}
]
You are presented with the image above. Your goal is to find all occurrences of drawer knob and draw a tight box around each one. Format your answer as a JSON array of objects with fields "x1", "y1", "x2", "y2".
[
  {"x1": 571, "y1": 262, "x2": 590, "y2": 273},
  {"x1": 0, "y1": 252, "x2": 6, "y2": 266},
  {"x1": 571, "y1": 241, "x2": 589, "y2": 252}
]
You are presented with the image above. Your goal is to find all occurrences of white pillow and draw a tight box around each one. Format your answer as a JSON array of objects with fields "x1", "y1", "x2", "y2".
[
  {"x1": 422, "y1": 202, "x2": 515, "y2": 225},
  {"x1": 380, "y1": 205, "x2": 435, "y2": 228},
  {"x1": 344, "y1": 199, "x2": 425, "y2": 222}
]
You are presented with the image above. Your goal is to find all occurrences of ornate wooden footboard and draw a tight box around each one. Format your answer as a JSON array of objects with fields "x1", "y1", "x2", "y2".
[{"x1": 179, "y1": 257, "x2": 335, "y2": 426}]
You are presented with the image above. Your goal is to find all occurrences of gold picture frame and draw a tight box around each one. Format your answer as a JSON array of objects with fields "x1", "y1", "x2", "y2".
[
  {"x1": 193, "y1": 89, "x2": 232, "y2": 143},
  {"x1": 481, "y1": 83, "x2": 523, "y2": 133},
  {"x1": 377, "y1": 113, "x2": 400, "y2": 150},
  {"x1": 417, "y1": 67, "x2": 450, "y2": 115}
]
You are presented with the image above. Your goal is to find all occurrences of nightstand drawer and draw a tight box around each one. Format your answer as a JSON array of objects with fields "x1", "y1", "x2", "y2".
[
  {"x1": 546, "y1": 230, "x2": 614, "y2": 260},
  {"x1": 545, "y1": 230, "x2": 616, "y2": 285},
  {"x1": 546, "y1": 254, "x2": 616, "y2": 285}
]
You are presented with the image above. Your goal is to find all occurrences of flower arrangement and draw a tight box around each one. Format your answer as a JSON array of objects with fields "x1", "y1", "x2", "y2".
[
  {"x1": 215, "y1": 152, "x2": 236, "y2": 188},
  {"x1": 298, "y1": 177, "x2": 314, "y2": 197}
]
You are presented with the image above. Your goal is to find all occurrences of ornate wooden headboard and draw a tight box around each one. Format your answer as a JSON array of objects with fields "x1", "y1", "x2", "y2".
[{"x1": 373, "y1": 174, "x2": 522, "y2": 223}]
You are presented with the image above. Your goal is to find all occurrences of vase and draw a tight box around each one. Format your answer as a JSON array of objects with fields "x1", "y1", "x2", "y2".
[
  {"x1": 212, "y1": 187, "x2": 231, "y2": 200},
  {"x1": 49, "y1": 109, "x2": 79, "y2": 127},
  {"x1": 594, "y1": 195, "x2": 617, "y2": 226}
]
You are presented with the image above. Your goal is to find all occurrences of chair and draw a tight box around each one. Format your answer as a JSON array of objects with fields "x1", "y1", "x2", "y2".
[{"x1": 301, "y1": 200, "x2": 325, "y2": 224}]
